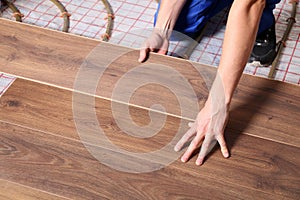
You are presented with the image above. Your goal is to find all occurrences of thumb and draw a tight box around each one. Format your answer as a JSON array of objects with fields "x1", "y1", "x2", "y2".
[{"x1": 138, "y1": 48, "x2": 149, "y2": 63}]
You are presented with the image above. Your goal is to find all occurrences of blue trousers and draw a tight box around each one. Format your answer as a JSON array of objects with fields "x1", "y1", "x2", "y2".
[{"x1": 155, "y1": 0, "x2": 280, "y2": 37}]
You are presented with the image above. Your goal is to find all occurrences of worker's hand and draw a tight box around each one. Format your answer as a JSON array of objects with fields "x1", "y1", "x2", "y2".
[
  {"x1": 174, "y1": 98, "x2": 230, "y2": 165},
  {"x1": 138, "y1": 28, "x2": 170, "y2": 62}
]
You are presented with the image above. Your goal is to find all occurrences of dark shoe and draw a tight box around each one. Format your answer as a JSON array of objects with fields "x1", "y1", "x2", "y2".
[
  {"x1": 0, "y1": 0, "x2": 7, "y2": 12},
  {"x1": 249, "y1": 23, "x2": 277, "y2": 66}
]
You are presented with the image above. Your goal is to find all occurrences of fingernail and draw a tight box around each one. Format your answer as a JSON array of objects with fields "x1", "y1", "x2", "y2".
[
  {"x1": 181, "y1": 157, "x2": 186, "y2": 163},
  {"x1": 196, "y1": 158, "x2": 203, "y2": 166},
  {"x1": 174, "y1": 146, "x2": 179, "y2": 152},
  {"x1": 224, "y1": 152, "x2": 229, "y2": 158},
  {"x1": 196, "y1": 160, "x2": 202, "y2": 166}
]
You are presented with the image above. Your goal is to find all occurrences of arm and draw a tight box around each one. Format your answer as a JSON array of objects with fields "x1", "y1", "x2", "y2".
[
  {"x1": 138, "y1": 0, "x2": 186, "y2": 62},
  {"x1": 219, "y1": 0, "x2": 265, "y2": 104},
  {"x1": 152, "y1": 0, "x2": 186, "y2": 31},
  {"x1": 175, "y1": 0, "x2": 266, "y2": 165}
]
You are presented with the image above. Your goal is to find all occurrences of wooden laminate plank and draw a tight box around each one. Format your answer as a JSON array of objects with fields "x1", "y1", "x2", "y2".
[
  {"x1": 0, "y1": 120, "x2": 298, "y2": 200},
  {"x1": 0, "y1": 19, "x2": 299, "y2": 148},
  {"x1": 229, "y1": 77, "x2": 300, "y2": 146},
  {"x1": 0, "y1": 79, "x2": 299, "y2": 199},
  {"x1": 0, "y1": 179, "x2": 68, "y2": 200},
  {"x1": 0, "y1": 18, "x2": 210, "y2": 118},
  {"x1": 0, "y1": 78, "x2": 185, "y2": 155}
]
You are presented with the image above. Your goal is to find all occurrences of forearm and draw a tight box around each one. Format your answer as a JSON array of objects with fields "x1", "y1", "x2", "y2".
[
  {"x1": 218, "y1": 0, "x2": 266, "y2": 104},
  {"x1": 155, "y1": 0, "x2": 187, "y2": 31}
]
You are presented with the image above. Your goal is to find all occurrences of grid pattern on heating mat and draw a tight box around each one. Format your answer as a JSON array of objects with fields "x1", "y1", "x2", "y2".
[
  {"x1": 1, "y1": 0, "x2": 300, "y2": 89},
  {"x1": 0, "y1": 73, "x2": 16, "y2": 97}
]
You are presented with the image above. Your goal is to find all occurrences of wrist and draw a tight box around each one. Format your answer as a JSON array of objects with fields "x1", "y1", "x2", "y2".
[
  {"x1": 216, "y1": 69, "x2": 239, "y2": 106},
  {"x1": 155, "y1": 0, "x2": 187, "y2": 31},
  {"x1": 205, "y1": 95, "x2": 231, "y2": 112},
  {"x1": 152, "y1": 27, "x2": 171, "y2": 41}
]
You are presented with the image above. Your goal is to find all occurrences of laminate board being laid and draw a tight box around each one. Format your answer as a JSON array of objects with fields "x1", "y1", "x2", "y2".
[
  {"x1": 0, "y1": 18, "x2": 299, "y2": 148},
  {"x1": 0, "y1": 79, "x2": 299, "y2": 199}
]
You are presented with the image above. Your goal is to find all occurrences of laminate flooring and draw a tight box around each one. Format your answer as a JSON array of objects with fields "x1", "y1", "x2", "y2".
[
  {"x1": 0, "y1": 18, "x2": 299, "y2": 199},
  {"x1": 0, "y1": 19, "x2": 299, "y2": 148},
  {"x1": 1, "y1": 79, "x2": 299, "y2": 199},
  {"x1": 0, "y1": 179, "x2": 67, "y2": 200}
]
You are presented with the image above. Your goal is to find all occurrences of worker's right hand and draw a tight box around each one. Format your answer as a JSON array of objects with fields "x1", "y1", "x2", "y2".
[
  {"x1": 138, "y1": 29, "x2": 170, "y2": 63},
  {"x1": 174, "y1": 99, "x2": 230, "y2": 166}
]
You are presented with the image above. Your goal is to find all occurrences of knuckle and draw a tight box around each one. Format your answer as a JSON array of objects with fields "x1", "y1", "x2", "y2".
[
  {"x1": 182, "y1": 134, "x2": 189, "y2": 141},
  {"x1": 190, "y1": 140, "x2": 198, "y2": 148},
  {"x1": 201, "y1": 141, "x2": 210, "y2": 150}
]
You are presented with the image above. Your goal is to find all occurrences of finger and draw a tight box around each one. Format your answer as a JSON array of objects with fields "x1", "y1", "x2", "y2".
[
  {"x1": 174, "y1": 123, "x2": 197, "y2": 152},
  {"x1": 196, "y1": 135, "x2": 217, "y2": 166},
  {"x1": 216, "y1": 134, "x2": 229, "y2": 158},
  {"x1": 188, "y1": 122, "x2": 194, "y2": 128},
  {"x1": 181, "y1": 133, "x2": 203, "y2": 163},
  {"x1": 138, "y1": 48, "x2": 150, "y2": 63},
  {"x1": 150, "y1": 47, "x2": 156, "y2": 52},
  {"x1": 157, "y1": 40, "x2": 169, "y2": 55},
  {"x1": 157, "y1": 48, "x2": 167, "y2": 55}
]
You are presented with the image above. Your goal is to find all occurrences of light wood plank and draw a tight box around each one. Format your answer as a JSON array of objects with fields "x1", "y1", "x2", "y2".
[
  {"x1": 0, "y1": 18, "x2": 299, "y2": 147},
  {"x1": 0, "y1": 79, "x2": 299, "y2": 199}
]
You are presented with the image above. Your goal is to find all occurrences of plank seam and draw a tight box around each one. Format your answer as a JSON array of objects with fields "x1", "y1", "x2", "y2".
[
  {"x1": 0, "y1": 120, "x2": 290, "y2": 199},
  {"x1": 2, "y1": 73, "x2": 194, "y2": 121},
  {"x1": 2, "y1": 75, "x2": 298, "y2": 148}
]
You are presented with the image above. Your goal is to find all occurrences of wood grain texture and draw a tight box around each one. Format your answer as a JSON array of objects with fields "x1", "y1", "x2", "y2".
[
  {"x1": 0, "y1": 18, "x2": 299, "y2": 148},
  {"x1": 1, "y1": 120, "x2": 298, "y2": 200},
  {"x1": 0, "y1": 179, "x2": 67, "y2": 200},
  {"x1": 0, "y1": 79, "x2": 299, "y2": 199}
]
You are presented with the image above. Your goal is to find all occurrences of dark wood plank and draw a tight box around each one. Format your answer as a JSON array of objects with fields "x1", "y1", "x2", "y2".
[
  {"x1": 0, "y1": 78, "x2": 299, "y2": 199},
  {"x1": 229, "y1": 77, "x2": 300, "y2": 147},
  {"x1": 1, "y1": 120, "x2": 297, "y2": 200},
  {"x1": 0, "y1": 18, "x2": 209, "y2": 118},
  {"x1": 0, "y1": 78, "x2": 185, "y2": 155},
  {"x1": 0, "y1": 18, "x2": 299, "y2": 147},
  {"x1": 0, "y1": 179, "x2": 67, "y2": 200}
]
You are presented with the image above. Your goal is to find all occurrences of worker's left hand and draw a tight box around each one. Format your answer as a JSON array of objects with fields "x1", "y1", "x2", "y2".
[
  {"x1": 174, "y1": 98, "x2": 230, "y2": 165},
  {"x1": 138, "y1": 28, "x2": 170, "y2": 62}
]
